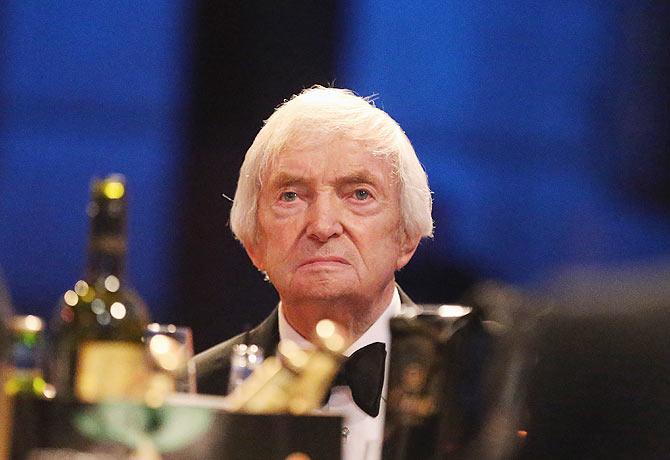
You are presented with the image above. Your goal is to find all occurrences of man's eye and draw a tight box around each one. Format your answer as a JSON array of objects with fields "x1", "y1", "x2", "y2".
[
  {"x1": 353, "y1": 189, "x2": 370, "y2": 201},
  {"x1": 280, "y1": 191, "x2": 298, "y2": 202}
]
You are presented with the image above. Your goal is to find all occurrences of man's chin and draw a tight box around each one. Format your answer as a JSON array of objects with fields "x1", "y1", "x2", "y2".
[{"x1": 283, "y1": 279, "x2": 360, "y2": 305}]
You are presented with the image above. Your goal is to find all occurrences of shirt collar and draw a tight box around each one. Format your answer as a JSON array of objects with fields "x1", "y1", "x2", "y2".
[{"x1": 278, "y1": 287, "x2": 402, "y2": 356}]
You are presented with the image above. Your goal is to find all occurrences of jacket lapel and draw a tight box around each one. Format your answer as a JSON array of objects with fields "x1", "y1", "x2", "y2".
[{"x1": 247, "y1": 306, "x2": 280, "y2": 358}]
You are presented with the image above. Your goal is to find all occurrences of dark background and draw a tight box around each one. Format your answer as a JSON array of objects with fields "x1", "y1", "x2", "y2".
[{"x1": 0, "y1": 1, "x2": 668, "y2": 352}]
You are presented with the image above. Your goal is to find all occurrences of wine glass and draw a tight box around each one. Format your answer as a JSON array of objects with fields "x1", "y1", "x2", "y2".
[{"x1": 143, "y1": 323, "x2": 196, "y2": 394}]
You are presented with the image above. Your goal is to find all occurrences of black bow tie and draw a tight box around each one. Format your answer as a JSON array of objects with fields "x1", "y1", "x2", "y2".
[{"x1": 329, "y1": 342, "x2": 387, "y2": 417}]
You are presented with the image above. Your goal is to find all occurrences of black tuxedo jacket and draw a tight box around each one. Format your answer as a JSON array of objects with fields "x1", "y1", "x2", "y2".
[{"x1": 194, "y1": 287, "x2": 416, "y2": 396}]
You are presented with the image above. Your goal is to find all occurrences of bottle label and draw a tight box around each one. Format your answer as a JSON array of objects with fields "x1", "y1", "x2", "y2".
[{"x1": 75, "y1": 341, "x2": 146, "y2": 403}]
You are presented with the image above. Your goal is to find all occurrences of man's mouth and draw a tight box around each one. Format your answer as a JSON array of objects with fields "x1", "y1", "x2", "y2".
[{"x1": 299, "y1": 256, "x2": 349, "y2": 268}]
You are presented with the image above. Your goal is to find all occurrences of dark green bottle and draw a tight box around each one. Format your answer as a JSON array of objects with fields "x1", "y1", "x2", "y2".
[{"x1": 51, "y1": 174, "x2": 150, "y2": 402}]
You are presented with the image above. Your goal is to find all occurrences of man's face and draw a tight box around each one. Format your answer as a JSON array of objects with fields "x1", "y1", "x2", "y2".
[{"x1": 245, "y1": 134, "x2": 419, "y2": 310}]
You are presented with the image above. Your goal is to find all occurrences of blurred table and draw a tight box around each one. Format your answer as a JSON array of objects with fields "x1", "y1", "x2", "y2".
[{"x1": 9, "y1": 394, "x2": 342, "y2": 460}]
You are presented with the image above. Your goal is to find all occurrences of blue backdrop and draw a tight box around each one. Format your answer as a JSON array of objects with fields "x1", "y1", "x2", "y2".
[
  {"x1": 336, "y1": 1, "x2": 670, "y2": 285},
  {"x1": 0, "y1": 2, "x2": 191, "y2": 320},
  {"x1": 1, "y1": 1, "x2": 668, "y2": 321}
]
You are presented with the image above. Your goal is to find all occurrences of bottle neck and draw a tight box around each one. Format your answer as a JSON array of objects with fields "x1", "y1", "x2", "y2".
[
  {"x1": 85, "y1": 180, "x2": 128, "y2": 281},
  {"x1": 86, "y1": 236, "x2": 127, "y2": 280}
]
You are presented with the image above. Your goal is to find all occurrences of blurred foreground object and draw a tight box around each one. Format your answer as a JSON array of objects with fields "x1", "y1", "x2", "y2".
[
  {"x1": 49, "y1": 174, "x2": 150, "y2": 403},
  {"x1": 227, "y1": 343, "x2": 264, "y2": 394},
  {"x1": 8, "y1": 396, "x2": 342, "y2": 460},
  {"x1": 407, "y1": 267, "x2": 670, "y2": 459},
  {"x1": 224, "y1": 319, "x2": 347, "y2": 415},
  {"x1": 383, "y1": 283, "x2": 538, "y2": 460},
  {"x1": 0, "y1": 315, "x2": 56, "y2": 459},
  {"x1": 4, "y1": 315, "x2": 52, "y2": 399},
  {"x1": 0, "y1": 269, "x2": 12, "y2": 460},
  {"x1": 1, "y1": 316, "x2": 55, "y2": 460},
  {"x1": 144, "y1": 323, "x2": 197, "y2": 405},
  {"x1": 517, "y1": 261, "x2": 670, "y2": 459},
  {"x1": 0, "y1": 267, "x2": 11, "y2": 361},
  {"x1": 7, "y1": 318, "x2": 342, "y2": 458},
  {"x1": 0, "y1": 266, "x2": 13, "y2": 367}
]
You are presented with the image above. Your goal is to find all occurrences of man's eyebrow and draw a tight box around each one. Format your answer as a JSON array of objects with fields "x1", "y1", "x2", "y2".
[
  {"x1": 268, "y1": 170, "x2": 385, "y2": 188},
  {"x1": 268, "y1": 172, "x2": 309, "y2": 188},
  {"x1": 334, "y1": 171, "x2": 382, "y2": 187}
]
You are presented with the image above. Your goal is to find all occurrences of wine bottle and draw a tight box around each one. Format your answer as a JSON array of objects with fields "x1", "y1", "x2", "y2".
[{"x1": 50, "y1": 174, "x2": 150, "y2": 403}]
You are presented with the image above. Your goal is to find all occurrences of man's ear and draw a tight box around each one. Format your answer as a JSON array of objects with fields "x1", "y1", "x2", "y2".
[
  {"x1": 396, "y1": 231, "x2": 421, "y2": 271},
  {"x1": 242, "y1": 237, "x2": 265, "y2": 272}
]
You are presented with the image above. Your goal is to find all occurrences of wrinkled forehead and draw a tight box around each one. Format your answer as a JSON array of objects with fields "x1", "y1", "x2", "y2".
[{"x1": 260, "y1": 129, "x2": 399, "y2": 185}]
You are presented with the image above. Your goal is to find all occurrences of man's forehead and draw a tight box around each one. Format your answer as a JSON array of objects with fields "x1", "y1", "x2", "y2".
[{"x1": 264, "y1": 144, "x2": 396, "y2": 187}]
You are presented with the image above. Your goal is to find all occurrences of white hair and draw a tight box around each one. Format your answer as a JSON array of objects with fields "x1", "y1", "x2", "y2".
[{"x1": 230, "y1": 85, "x2": 433, "y2": 244}]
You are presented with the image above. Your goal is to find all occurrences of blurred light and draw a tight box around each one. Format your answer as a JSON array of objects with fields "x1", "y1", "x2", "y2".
[
  {"x1": 315, "y1": 319, "x2": 347, "y2": 352},
  {"x1": 33, "y1": 377, "x2": 47, "y2": 395},
  {"x1": 74, "y1": 280, "x2": 89, "y2": 297},
  {"x1": 86, "y1": 202, "x2": 100, "y2": 218},
  {"x1": 326, "y1": 335, "x2": 345, "y2": 353},
  {"x1": 81, "y1": 286, "x2": 96, "y2": 303},
  {"x1": 438, "y1": 304, "x2": 472, "y2": 318},
  {"x1": 316, "y1": 319, "x2": 335, "y2": 339},
  {"x1": 103, "y1": 180, "x2": 125, "y2": 199},
  {"x1": 167, "y1": 324, "x2": 177, "y2": 333},
  {"x1": 91, "y1": 298, "x2": 105, "y2": 314},
  {"x1": 149, "y1": 334, "x2": 182, "y2": 371},
  {"x1": 96, "y1": 311, "x2": 111, "y2": 325},
  {"x1": 517, "y1": 430, "x2": 528, "y2": 439},
  {"x1": 60, "y1": 306, "x2": 74, "y2": 323},
  {"x1": 279, "y1": 340, "x2": 309, "y2": 369},
  {"x1": 22, "y1": 315, "x2": 44, "y2": 332},
  {"x1": 147, "y1": 323, "x2": 161, "y2": 333},
  {"x1": 150, "y1": 334, "x2": 171, "y2": 355},
  {"x1": 43, "y1": 384, "x2": 57, "y2": 399},
  {"x1": 104, "y1": 275, "x2": 120, "y2": 292},
  {"x1": 64, "y1": 290, "x2": 79, "y2": 306},
  {"x1": 110, "y1": 301, "x2": 126, "y2": 319}
]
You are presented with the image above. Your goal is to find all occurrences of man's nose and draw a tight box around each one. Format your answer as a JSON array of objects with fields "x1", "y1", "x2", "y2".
[{"x1": 306, "y1": 194, "x2": 344, "y2": 242}]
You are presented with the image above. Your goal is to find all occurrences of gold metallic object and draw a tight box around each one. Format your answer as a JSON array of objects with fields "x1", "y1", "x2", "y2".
[{"x1": 223, "y1": 319, "x2": 350, "y2": 415}]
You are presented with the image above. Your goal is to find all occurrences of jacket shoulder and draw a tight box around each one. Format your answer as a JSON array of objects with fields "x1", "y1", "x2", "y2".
[
  {"x1": 194, "y1": 308, "x2": 280, "y2": 396},
  {"x1": 194, "y1": 332, "x2": 247, "y2": 396}
]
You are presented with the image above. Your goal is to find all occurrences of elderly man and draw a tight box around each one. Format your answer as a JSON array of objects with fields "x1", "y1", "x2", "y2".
[{"x1": 195, "y1": 86, "x2": 433, "y2": 459}]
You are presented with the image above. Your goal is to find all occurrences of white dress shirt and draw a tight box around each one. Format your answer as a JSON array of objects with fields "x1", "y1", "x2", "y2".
[{"x1": 278, "y1": 288, "x2": 402, "y2": 460}]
